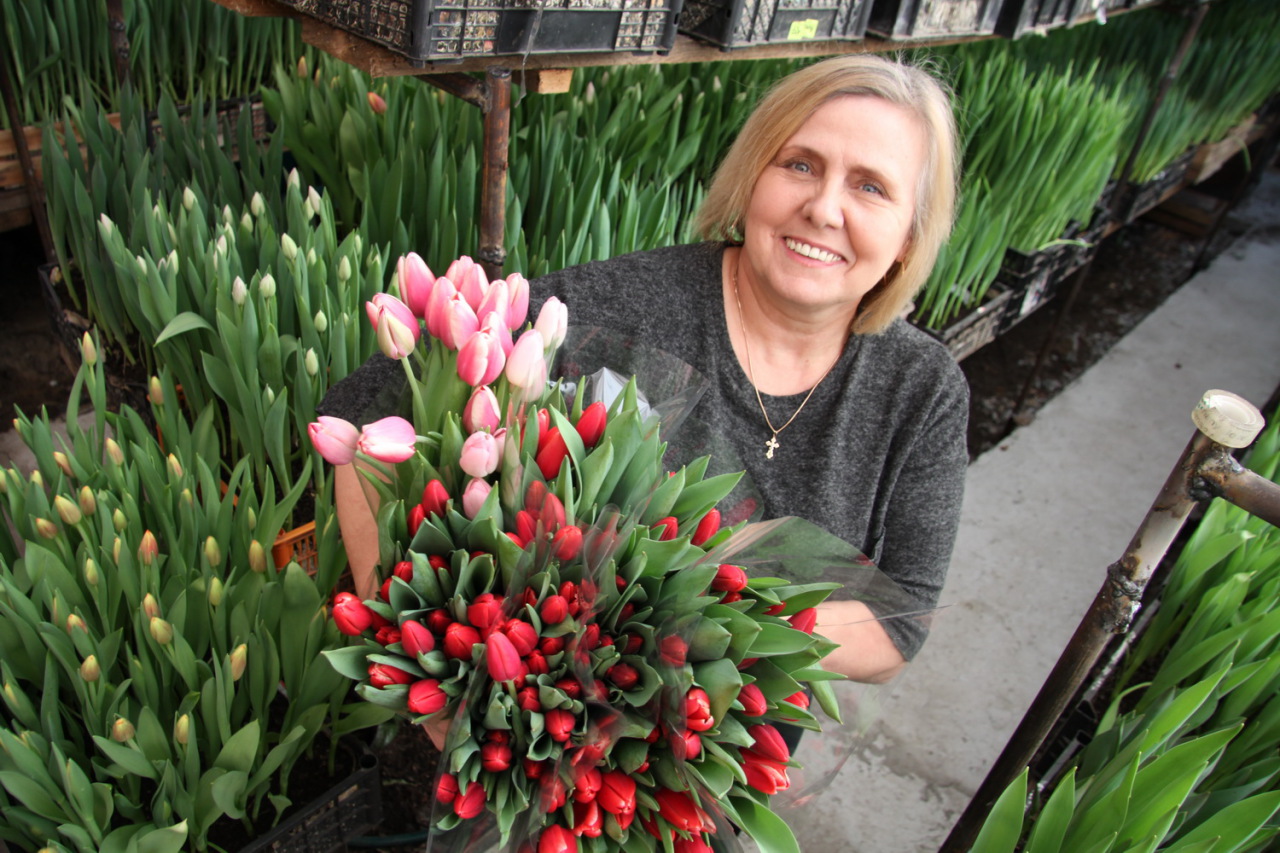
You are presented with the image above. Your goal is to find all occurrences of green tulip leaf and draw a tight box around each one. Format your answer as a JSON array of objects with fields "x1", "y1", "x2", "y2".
[
  {"x1": 1163, "y1": 790, "x2": 1280, "y2": 851},
  {"x1": 322, "y1": 645, "x2": 376, "y2": 681},
  {"x1": 970, "y1": 768, "x2": 1027, "y2": 853},
  {"x1": 134, "y1": 821, "x2": 189, "y2": 853},
  {"x1": 91, "y1": 737, "x2": 159, "y2": 780},
  {"x1": 1024, "y1": 767, "x2": 1075, "y2": 853},
  {"x1": 730, "y1": 795, "x2": 802, "y2": 853},
  {"x1": 213, "y1": 721, "x2": 261, "y2": 775},
  {"x1": 155, "y1": 312, "x2": 214, "y2": 345}
]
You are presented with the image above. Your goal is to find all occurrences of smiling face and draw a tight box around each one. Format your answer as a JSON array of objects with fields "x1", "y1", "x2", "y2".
[{"x1": 739, "y1": 94, "x2": 927, "y2": 324}]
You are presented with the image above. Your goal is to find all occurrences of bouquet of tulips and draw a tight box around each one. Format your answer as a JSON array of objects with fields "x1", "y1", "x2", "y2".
[{"x1": 308, "y1": 253, "x2": 914, "y2": 852}]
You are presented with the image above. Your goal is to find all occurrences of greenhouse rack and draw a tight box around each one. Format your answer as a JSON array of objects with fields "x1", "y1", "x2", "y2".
[{"x1": 206, "y1": 0, "x2": 1171, "y2": 281}]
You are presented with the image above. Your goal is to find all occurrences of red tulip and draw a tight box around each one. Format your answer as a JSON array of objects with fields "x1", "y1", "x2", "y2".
[
  {"x1": 524, "y1": 757, "x2": 546, "y2": 778},
  {"x1": 518, "y1": 686, "x2": 542, "y2": 712},
  {"x1": 454, "y1": 781, "x2": 486, "y2": 819},
  {"x1": 572, "y1": 799, "x2": 603, "y2": 838},
  {"x1": 659, "y1": 635, "x2": 687, "y2": 667},
  {"x1": 691, "y1": 509, "x2": 721, "y2": 546},
  {"x1": 542, "y1": 493, "x2": 567, "y2": 531},
  {"x1": 737, "y1": 683, "x2": 767, "y2": 716},
  {"x1": 545, "y1": 709, "x2": 575, "y2": 742},
  {"x1": 747, "y1": 724, "x2": 790, "y2": 763},
  {"x1": 671, "y1": 729, "x2": 702, "y2": 760},
  {"x1": 407, "y1": 679, "x2": 447, "y2": 715},
  {"x1": 436, "y1": 772, "x2": 459, "y2": 804},
  {"x1": 444, "y1": 623, "x2": 481, "y2": 660},
  {"x1": 481, "y1": 741, "x2": 513, "y2": 772},
  {"x1": 525, "y1": 479, "x2": 548, "y2": 514},
  {"x1": 596, "y1": 770, "x2": 636, "y2": 816},
  {"x1": 541, "y1": 594, "x2": 569, "y2": 625},
  {"x1": 764, "y1": 603, "x2": 786, "y2": 616},
  {"x1": 374, "y1": 625, "x2": 402, "y2": 647},
  {"x1": 516, "y1": 510, "x2": 538, "y2": 544},
  {"x1": 555, "y1": 678, "x2": 583, "y2": 699},
  {"x1": 536, "y1": 428, "x2": 570, "y2": 481},
  {"x1": 540, "y1": 636, "x2": 566, "y2": 655},
  {"x1": 331, "y1": 592, "x2": 374, "y2": 635},
  {"x1": 525, "y1": 651, "x2": 550, "y2": 675},
  {"x1": 785, "y1": 690, "x2": 811, "y2": 712},
  {"x1": 684, "y1": 688, "x2": 714, "y2": 732},
  {"x1": 503, "y1": 619, "x2": 539, "y2": 656},
  {"x1": 401, "y1": 620, "x2": 435, "y2": 657},
  {"x1": 711, "y1": 564, "x2": 747, "y2": 593},
  {"x1": 408, "y1": 504, "x2": 426, "y2": 535},
  {"x1": 741, "y1": 748, "x2": 790, "y2": 794},
  {"x1": 575, "y1": 401, "x2": 607, "y2": 448},
  {"x1": 367, "y1": 663, "x2": 413, "y2": 688},
  {"x1": 652, "y1": 516, "x2": 678, "y2": 541},
  {"x1": 538, "y1": 824, "x2": 577, "y2": 853},
  {"x1": 788, "y1": 607, "x2": 818, "y2": 634},
  {"x1": 421, "y1": 480, "x2": 450, "y2": 519},
  {"x1": 674, "y1": 836, "x2": 714, "y2": 853},
  {"x1": 572, "y1": 765, "x2": 602, "y2": 804},
  {"x1": 551, "y1": 525, "x2": 583, "y2": 561},
  {"x1": 607, "y1": 663, "x2": 639, "y2": 690},
  {"x1": 653, "y1": 789, "x2": 708, "y2": 834},
  {"x1": 486, "y1": 631, "x2": 523, "y2": 683},
  {"x1": 468, "y1": 593, "x2": 506, "y2": 636},
  {"x1": 426, "y1": 609, "x2": 452, "y2": 635}
]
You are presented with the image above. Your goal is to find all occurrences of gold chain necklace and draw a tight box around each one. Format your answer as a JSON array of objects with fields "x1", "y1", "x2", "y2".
[{"x1": 732, "y1": 260, "x2": 839, "y2": 460}]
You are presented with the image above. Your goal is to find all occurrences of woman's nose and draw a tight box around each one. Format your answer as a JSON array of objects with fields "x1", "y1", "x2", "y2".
[{"x1": 804, "y1": 179, "x2": 845, "y2": 229}]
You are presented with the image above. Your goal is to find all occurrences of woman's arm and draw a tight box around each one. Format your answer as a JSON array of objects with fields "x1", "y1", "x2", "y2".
[
  {"x1": 335, "y1": 462, "x2": 383, "y2": 600},
  {"x1": 815, "y1": 600, "x2": 907, "y2": 683}
]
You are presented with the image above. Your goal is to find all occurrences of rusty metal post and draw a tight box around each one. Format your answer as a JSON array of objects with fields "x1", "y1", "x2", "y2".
[
  {"x1": 416, "y1": 69, "x2": 511, "y2": 280},
  {"x1": 940, "y1": 389, "x2": 1272, "y2": 853},
  {"x1": 477, "y1": 68, "x2": 511, "y2": 281},
  {"x1": 105, "y1": 0, "x2": 132, "y2": 90},
  {"x1": 0, "y1": 36, "x2": 56, "y2": 263}
]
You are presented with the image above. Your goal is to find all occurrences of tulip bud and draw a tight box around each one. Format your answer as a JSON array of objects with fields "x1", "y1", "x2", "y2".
[
  {"x1": 462, "y1": 478, "x2": 491, "y2": 520},
  {"x1": 167, "y1": 454, "x2": 183, "y2": 480},
  {"x1": 251, "y1": 191, "x2": 266, "y2": 217},
  {"x1": 232, "y1": 276, "x2": 248, "y2": 305},
  {"x1": 99, "y1": 214, "x2": 114, "y2": 238},
  {"x1": 52, "y1": 451, "x2": 73, "y2": 478},
  {"x1": 281, "y1": 233, "x2": 298, "y2": 262},
  {"x1": 462, "y1": 386, "x2": 501, "y2": 434},
  {"x1": 150, "y1": 617, "x2": 174, "y2": 645},
  {"x1": 83, "y1": 558, "x2": 99, "y2": 587},
  {"x1": 78, "y1": 486, "x2": 96, "y2": 517},
  {"x1": 112, "y1": 508, "x2": 126, "y2": 532},
  {"x1": 249, "y1": 540, "x2": 268, "y2": 573},
  {"x1": 148, "y1": 377, "x2": 164, "y2": 406},
  {"x1": 314, "y1": 310, "x2": 328, "y2": 333},
  {"x1": 240, "y1": 211, "x2": 254, "y2": 231},
  {"x1": 208, "y1": 576, "x2": 224, "y2": 607},
  {"x1": 166, "y1": 249, "x2": 179, "y2": 274},
  {"x1": 80, "y1": 332, "x2": 98, "y2": 366},
  {"x1": 112, "y1": 537, "x2": 122, "y2": 562},
  {"x1": 54, "y1": 495, "x2": 82, "y2": 526},
  {"x1": 138, "y1": 531, "x2": 159, "y2": 566},
  {"x1": 142, "y1": 593, "x2": 160, "y2": 620},
  {"x1": 338, "y1": 256, "x2": 352, "y2": 283},
  {"x1": 182, "y1": 187, "x2": 196, "y2": 211},
  {"x1": 204, "y1": 536, "x2": 223, "y2": 568},
  {"x1": 111, "y1": 717, "x2": 135, "y2": 742},
  {"x1": 229, "y1": 644, "x2": 248, "y2": 681},
  {"x1": 34, "y1": 518, "x2": 59, "y2": 539},
  {"x1": 106, "y1": 437, "x2": 124, "y2": 465},
  {"x1": 288, "y1": 167, "x2": 300, "y2": 189},
  {"x1": 367, "y1": 91, "x2": 388, "y2": 114},
  {"x1": 29, "y1": 470, "x2": 43, "y2": 489},
  {"x1": 308, "y1": 185, "x2": 323, "y2": 214},
  {"x1": 79, "y1": 655, "x2": 100, "y2": 682},
  {"x1": 259, "y1": 273, "x2": 276, "y2": 299},
  {"x1": 534, "y1": 296, "x2": 568, "y2": 350},
  {"x1": 174, "y1": 714, "x2": 190, "y2": 745},
  {"x1": 65, "y1": 613, "x2": 87, "y2": 635}
]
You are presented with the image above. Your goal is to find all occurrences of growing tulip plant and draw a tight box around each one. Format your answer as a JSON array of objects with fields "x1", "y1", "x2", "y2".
[{"x1": 311, "y1": 254, "x2": 899, "y2": 853}]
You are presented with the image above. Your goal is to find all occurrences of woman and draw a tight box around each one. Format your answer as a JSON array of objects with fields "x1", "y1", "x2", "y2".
[{"x1": 323, "y1": 53, "x2": 967, "y2": 687}]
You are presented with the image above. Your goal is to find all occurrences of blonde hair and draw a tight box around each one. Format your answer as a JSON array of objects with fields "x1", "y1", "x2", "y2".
[{"x1": 695, "y1": 54, "x2": 958, "y2": 334}]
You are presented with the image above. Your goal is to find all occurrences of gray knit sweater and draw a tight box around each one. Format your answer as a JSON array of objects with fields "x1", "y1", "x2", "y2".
[{"x1": 319, "y1": 242, "x2": 968, "y2": 658}]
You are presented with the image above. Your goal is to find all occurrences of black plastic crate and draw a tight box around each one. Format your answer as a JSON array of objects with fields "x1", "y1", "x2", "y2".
[
  {"x1": 867, "y1": 0, "x2": 1002, "y2": 39},
  {"x1": 995, "y1": 0, "x2": 1080, "y2": 38},
  {"x1": 1120, "y1": 148, "x2": 1195, "y2": 223},
  {"x1": 924, "y1": 283, "x2": 1016, "y2": 362},
  {"x1": 680, "y1": 0, "x2": 872, "y2": 48},
  {"x1": 274, "y1": 0, "x2": 683, "y2": 64}
]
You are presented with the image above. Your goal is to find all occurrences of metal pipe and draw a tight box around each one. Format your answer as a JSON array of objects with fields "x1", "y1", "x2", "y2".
[
  {"x1": 940, "y1": 389, "x2": 1269, "y2": 852},
  {"x1": 106, "y1": 0, "x2": 131, "y2": 90},
  {"x1": 477, "y1": 68, "x2": 511, "y2": 280}
]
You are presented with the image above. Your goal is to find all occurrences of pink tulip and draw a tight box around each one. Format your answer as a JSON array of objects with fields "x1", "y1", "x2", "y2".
[
  {"x1": 452, "y1": 259, "x2": 489, "y2": 312},
  {"x1": 366, "y1": 293, "x2": 420, "y2": 359},
  {"x1": 396, "y1": 252, "x2": 435, "y2": 317},
  {"x1": 575, "y1": 402, "x2": 607, "y2": 448},
  {"x1": 457, "y1": 328, "x2": 506, "y2": 387},
  {"x1": 332, "y1": 592, "x2": 374, "y2": 635},
  {"x1": 407, "y1": 679, "x2": 447, "y2": 714},
  {"x1": 737, "y1": 683, "x2": 767, "y2": 716},
  {"x1": 425, "y1": 276, "x2": 457, "y2": 339},
  {"x1": 481, "y1": 309, "x2": 514, "y2": 356},
  {"x1": 459, "y1": 431, "x2": 501, "y2": 479},
  {"x1": 538, "y1": 824, "x2": 577, "y2": 853},
  {"x1": 462, "y1": 386, "x2": 501, "y2": 433},
  {"x1": 505, "y1": 329, "x2": 547, "y2": 400},
  {"x1": 462, "y1": 478, "x2": 491, "y2": 520},
  {"x1": 477, "y1": 280, "x2": 509, "y2": 327},
  {"x1": 443, "y1": 293, "x2": 479, "y2": 351},
  {"x1": 506, "y1": 273, "x2": 530, "y2": 329},
  {"x1": 534, "y1": 296, "x2": 568, "y2": 350},
  {"x1": 357, "y1": 416, "x2": 417, "y2": 463},
  {"x1": 308, "y1": 416, "x2": 359, "y2": 465},
  {"x1": 401, "y1": 620, "x2": 435, "y2": 657},
  {"x1": 445, "y1": 255, "x2": 478, "y2": 285}
]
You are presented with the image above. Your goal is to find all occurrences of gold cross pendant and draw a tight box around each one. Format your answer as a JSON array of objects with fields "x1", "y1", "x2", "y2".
[{"x1": 765, "y1": 435, "x2": 780, "y2": 459}]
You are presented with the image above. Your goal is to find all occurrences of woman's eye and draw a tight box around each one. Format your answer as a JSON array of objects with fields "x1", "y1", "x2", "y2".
[
  {"x1": 860, "y1": 182, "x2": 884, "y2": 196},
  {"x1": 784, "y1": 160, "x2": 812, "y2": 174}
]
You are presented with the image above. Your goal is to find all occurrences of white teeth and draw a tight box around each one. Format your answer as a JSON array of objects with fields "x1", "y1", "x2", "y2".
[{"x1": 785, "y1": 238, "x2": 841, "y2": 263}]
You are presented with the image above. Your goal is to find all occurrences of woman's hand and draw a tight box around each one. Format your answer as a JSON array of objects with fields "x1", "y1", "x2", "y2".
[{"x1": 814, "y1": 600, "x2": 907, "y2": 683}]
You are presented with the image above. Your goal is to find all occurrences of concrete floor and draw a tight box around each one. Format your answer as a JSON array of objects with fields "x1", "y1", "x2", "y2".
[
  {"x1": 1, "y1": 173, "x2": 1276, "y2": 852},
  {"x1": 782, "y1": 169, "x2": 1280, "y2": 851}
]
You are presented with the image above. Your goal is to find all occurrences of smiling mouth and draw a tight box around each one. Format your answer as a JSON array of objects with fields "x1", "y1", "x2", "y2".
[{"x1": 784, "y1": 237, "x2": 843, "y2": 264}]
